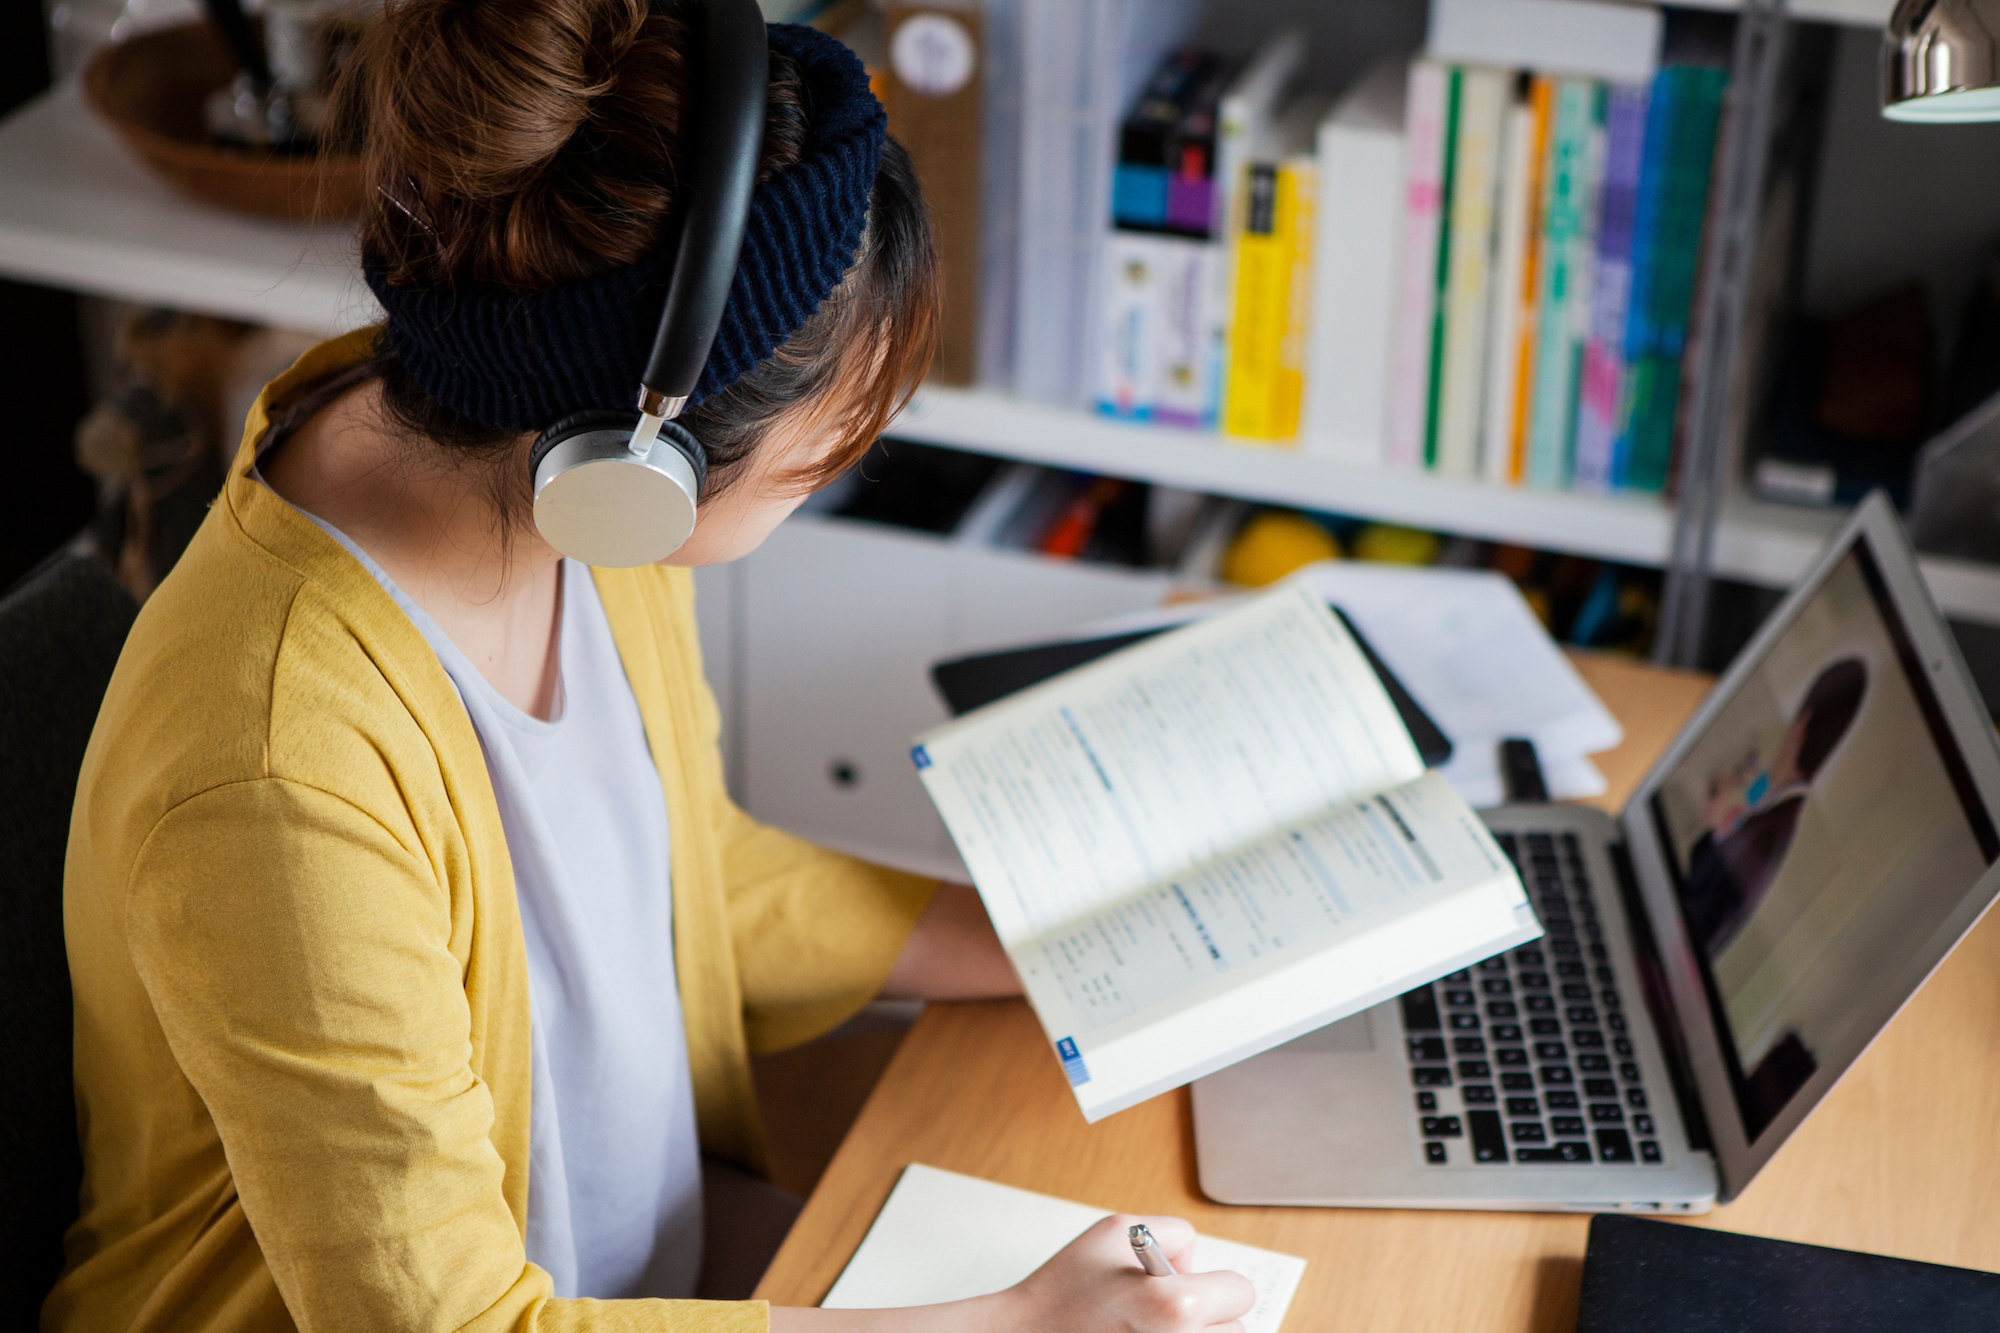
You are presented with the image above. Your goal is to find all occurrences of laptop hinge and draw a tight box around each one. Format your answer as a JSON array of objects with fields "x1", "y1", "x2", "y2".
[{"x1": 1608, "y1": 840, "x2": 1715, "y2": 1156}]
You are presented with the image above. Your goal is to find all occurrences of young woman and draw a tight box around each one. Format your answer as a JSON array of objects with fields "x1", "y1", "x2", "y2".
[{"x1": 52, "y1": 2, "x2": 1252, "y2": 1330}]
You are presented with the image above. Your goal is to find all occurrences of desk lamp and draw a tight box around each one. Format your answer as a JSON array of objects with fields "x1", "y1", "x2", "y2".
[{"x1": 1884, "y1": 0, "x2": 2000, "y2": 121}]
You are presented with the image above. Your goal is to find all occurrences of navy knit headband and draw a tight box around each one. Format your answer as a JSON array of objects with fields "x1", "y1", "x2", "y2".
[{"x1": 363, "y1": 22, "x2": 886, "y2": 432}]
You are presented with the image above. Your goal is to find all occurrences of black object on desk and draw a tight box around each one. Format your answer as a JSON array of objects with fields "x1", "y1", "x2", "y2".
[
  {"x1": 1499, "y1": 737, "x2": 1550, "y2": 803},
  {"x1": 929, "y1": 605, "x2": 1453, "y2": 767},
  {"x1": 1577, "y1": 1213, "x2": 2000, "y2": 1332}
]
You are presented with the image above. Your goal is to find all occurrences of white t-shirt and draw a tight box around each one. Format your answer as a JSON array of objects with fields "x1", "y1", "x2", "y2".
[{"x1": 298, "y1": 518, "x2": 704, "y2": 1299}]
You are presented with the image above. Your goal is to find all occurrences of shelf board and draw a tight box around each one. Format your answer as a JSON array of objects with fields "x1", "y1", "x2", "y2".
[
  {"x1": 1669, "y1": 0, "x2": 1893, "y2": 25},
  {"x1": 0, "y1": 84, "x2": 375, "y2": 333},
  {"x1": 893, "y1": 387, "x2": 2000, "y2": 625}
]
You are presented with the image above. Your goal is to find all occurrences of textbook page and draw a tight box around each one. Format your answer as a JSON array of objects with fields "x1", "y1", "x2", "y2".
[
  {"x1": 823, "y1": 1165, "x2": 1307, "y2": 1333},
  {"x1": 913, "y1": 584, "x2": 1424, "y2": 944},
  {"x1": 912, "y1": 586, "x2": 1539, "y2": 1120}
]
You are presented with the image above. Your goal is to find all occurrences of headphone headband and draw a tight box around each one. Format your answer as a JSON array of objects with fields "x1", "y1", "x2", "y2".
[{"x1": 641, "y1": 0, "x2": 769, "y2": 419}]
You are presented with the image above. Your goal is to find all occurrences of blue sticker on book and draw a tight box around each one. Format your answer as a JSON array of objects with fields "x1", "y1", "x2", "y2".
[
  {"x1": 1056, "y1": 1037, "x2": 1091, "y2": 1087},
  {"x1": 911, "y1": 745, "x2": 932, "y2": 770}
]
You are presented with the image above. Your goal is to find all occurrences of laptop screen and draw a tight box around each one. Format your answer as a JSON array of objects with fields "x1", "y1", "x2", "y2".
[{"x1": 1649, "y1": 535, "x2": 1999, "y2": 1143}]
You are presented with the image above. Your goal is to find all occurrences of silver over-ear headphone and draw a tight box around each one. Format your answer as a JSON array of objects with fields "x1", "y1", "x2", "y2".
[{"x1": 526, "y1": 0, "x2": 768, "y2": 568}]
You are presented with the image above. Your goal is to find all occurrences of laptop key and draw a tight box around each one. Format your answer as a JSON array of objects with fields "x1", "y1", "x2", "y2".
[
  {"x1": 1481, "y1": 978, "x2": 1513, "y2": 996},
  {"x1": 1408, "y1": 1037, "x2": 1447, "y2": 1062},
  {"x1": 1584, "y1": 1078, "x2": 1619, "y2": 1098},
  {"x1": 1506, "y1": 1097, "x2": 1540, "y2": 1116},
  {"x1": 1634, "y1": 1114, "x2": 1655, "y2": 1135},
  {"x1": 1425, "y1": 1141, "x2": 1449, "y2": 1165},
  {"x1": 1502, "y1": 1073, "x2": 1535, "y2": 1091},
  {"x1": 1567, "y1": 1006, "x2": 1598, "y2": 1025},
  {"x1": 1445, "y1": 970, "x2": 1472, "y2": 984},
  {"x1": 1546, "y1": 1089, "x2": 1580, "y2": 1109},
  {"x1": 1551, "y1": 1116, "x2": 1585, "y2": 1135},
  {"x1": 1416, "y1": 1091, "x2": 1437, "y2": 1112},
  {"x1": 1422, "y1": 1116, "x2": 1463, "y2": 1138},
  {"x1": 1578, "y1": 1054, "x2": 1610, "y2": 1072},
  {"x1": 1556, "y1": 960, "x2": 1586, "y2": 977},
  {"x1": 1614, "y1": 1037, "x2": 1634, "y2": 1056},
  {"x1": 1491, "y1": 1023, "x2": 1523, "y2": 1042},
  {"x1": 1518, "y1": 971, "x2": 1550, "y2": 989},
  {"x1": 1596, "y1": 1129, "x2": 1635, "y2": 1163},
  {"x1": 1607, "y1": 1012, "x2": 1628, "y2": 1032},
  {"x1": 1449, "y1": 1012, "x2": 1482, "y2": 1030},
  {"x1": 1446, "y1": 989, "x2": 1476, "y2": 1007},
  {"x1": 1572, "y1": 1029, "x2": 1605, "y2": 1048},
  {"x1": 1589, "y1": 1103, "x2": 1625, "y2": 1123},
  {"x1": 1539, "y1": 1066, "x2": 1574, "y2": 1085},
  {"x1": 1534, "y1": 1042, "x2": 1567, "y2": 1061},
  {"x1": 1531, "y1": 1018, "x2": 1562, "y2": 1036},
  {"x1": 1561, "y1": 983, "x2": 1593, "y2": 1001},
  {"x1": 1400, "y1": 987, "x2": 1443, "y2": 1032},
  {"x1": 1487, "y1": 1001, "x2": 1518, "y2": 1019},
  {"x1": 1453, "y1": 1036, "x2": 1486, "y2": 1055},
  {"x1": 1526, "y1": 995, "x2": 1557, "y2": 1013},
  {"x1": 1496, "y1": 1048, "x2": 1529, "y2": 1066},
  {"x1": 1515, "y1": 1141, "x2": 1592, "y2": 1163},
  {"x1": 1458, "y1": 1061, "x2": 1491, "y2": 1079},
  {"x1": 1513, "y1": 947, "x2": 1544, "y2": 965},
  {"x1": 1461, "y1": 1084, "x2": 1497, "y2": 1104},
  {"x1": 1479, "y1": 957, "x2": 1508, "y2": 973},
  {"x1": 1639, "y1": 1140, "x2": 1662, "y2": 1164},
  {"x1": 1509, "y1": 1122, "x2": 1547, "y2": 1143},
  {"x1": 1626, "y1": 1088, "x2": 1648, "y2": 1109},
  {"x1": 1468, "y1": 1110, "x2": 1508, "y2": 1163},
  {"x1": 1413, "y1": 1066, "x2": 1453, "y2": 1087},
  {"x1": 1621, "y1": 1062, "x2": 1642, "y2": 1082}
]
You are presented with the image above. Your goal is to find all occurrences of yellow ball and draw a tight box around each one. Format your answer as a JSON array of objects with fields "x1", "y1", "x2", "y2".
[
  {"x1": 1221, "y1": 511, "x2": 1341, "y2": 587},
  {"x1": 1352, "y1": 523, "x2": 1440, "y2": 566}
]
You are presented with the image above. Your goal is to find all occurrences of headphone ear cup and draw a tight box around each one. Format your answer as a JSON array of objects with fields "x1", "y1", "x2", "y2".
[{"x1": 531, "y1": 411, "x2": 708, "y2": 567}]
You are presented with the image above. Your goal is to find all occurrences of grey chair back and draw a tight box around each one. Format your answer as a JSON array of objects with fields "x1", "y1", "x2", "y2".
[{"x1": 0, "y1": 552, "x2": 136, "y2": 1319}]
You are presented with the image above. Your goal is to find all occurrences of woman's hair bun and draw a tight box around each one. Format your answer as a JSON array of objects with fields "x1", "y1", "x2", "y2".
[{"x1": 346, "y1": 0, "x2": 807, "y2": 292}]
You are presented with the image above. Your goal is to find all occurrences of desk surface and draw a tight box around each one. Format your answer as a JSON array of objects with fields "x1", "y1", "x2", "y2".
[{"x1": 756, "y1": 652, "x2": 2000, "y2": 1329}]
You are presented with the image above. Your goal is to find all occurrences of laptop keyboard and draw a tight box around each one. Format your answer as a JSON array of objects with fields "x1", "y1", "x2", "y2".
[{"x1": 1401, "y1": 831, "x2": 1661, "y2": 1167}]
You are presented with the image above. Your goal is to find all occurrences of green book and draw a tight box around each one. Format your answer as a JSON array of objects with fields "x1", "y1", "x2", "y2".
[{"x1": 1422, "y1": 68, "x2": 1464, "y2": 470}]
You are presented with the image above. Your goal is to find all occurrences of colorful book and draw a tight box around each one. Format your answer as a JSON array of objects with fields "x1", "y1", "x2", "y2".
[
  {"x1": 1611, "y1": 64, "x2": 1728, "y2": 492},
  {"x1": 1482, "y1": 74, "x2": 1552, "y2": 486},
  {"x1": 1095, "y1": 231, "x2": 1174, "y2": 419},
  {"x1": 1432, "y1": 66, "x2": 1509, "y2": 479},
  {"x1": 1387, "y1": 61, "x2": 1452, "y2": 470},
  {"x1": 1571, "y1": 82, "x2": 1651, "y2": 492},
  {"x1": 1223, "y1": 147, "x2": 1317, "y2": 442},
  {"x1": 1522, "y1": 78, "x2": 1605, "y2": 490}
]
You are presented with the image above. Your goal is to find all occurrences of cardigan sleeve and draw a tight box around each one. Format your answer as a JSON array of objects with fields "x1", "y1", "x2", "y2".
[
  {"x1": 716, "y1": 795, "x2": 939, "y2": 1054},
  {"x1": 125, "y1": 778, "x2": 768, "y2": 1333}
]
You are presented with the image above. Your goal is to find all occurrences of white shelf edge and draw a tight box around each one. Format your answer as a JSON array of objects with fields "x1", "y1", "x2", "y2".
[{"x1": 894, "y1": 388, "x2": 2000, "y2": 627}]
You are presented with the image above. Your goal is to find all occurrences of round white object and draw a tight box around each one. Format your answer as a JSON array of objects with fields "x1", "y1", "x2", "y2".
[
  {"x1": 534, "y1": 450, "x2": 698, "y2": 568},
  {"x1": 890, "y1": 14, "x2": 975, "y2": 98}
]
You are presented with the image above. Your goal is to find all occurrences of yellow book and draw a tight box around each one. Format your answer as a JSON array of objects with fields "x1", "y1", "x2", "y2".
[{"x1": 1224, "y1": 155, "x2": 1316, "y2": 442}]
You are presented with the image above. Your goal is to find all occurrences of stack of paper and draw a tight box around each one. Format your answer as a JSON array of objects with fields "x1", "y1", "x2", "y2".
[{"x1": 824, "y1": 1164, "x2": 1307, "y2": 1331}]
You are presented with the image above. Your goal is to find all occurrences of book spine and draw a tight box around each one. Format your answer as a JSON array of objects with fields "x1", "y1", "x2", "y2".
[
  {"x1": 1094, "y1": 231, "x2": 1166, "y2": 419},
  {"x1": 1153, "y1": 239, "x2": 1223, "y2": 428},
  {"x1": 1571, "y1": 81, "x2": 1650, "y2": 493},
  {"x1": 1386, "y1": 61, "x2": 1451, "y2": 470},
  {"x1": 1433, "y1": 66, "x2": 1509, "y2": 480},
  {"x1": 1614, "y1": 65, "x2": 1727, "y2": 492},
  {"x1": 1222, "y1": 159, "x2": 1312, "y2": 441},
  {"x1": 1480, "y1": 77, "x2": 1538, "y2": 486},
  {"x1": 1522, "y1": 77, "x2": 1600, "y2": 490},
  {"x1": 1422, "y1": 68, "x2": 1465, "y2": 469},
  {"x1": 1302, "y1": 111, "x2": 1404, "y2": 465},
  {"x1": 1504, "y1": 76, "x2": 1555, "y2": 485}
]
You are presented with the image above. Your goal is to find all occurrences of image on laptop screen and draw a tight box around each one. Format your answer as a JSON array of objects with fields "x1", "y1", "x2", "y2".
[{"x1": 1650, "y1": 537, "x2": 1999, "y2": 1142}]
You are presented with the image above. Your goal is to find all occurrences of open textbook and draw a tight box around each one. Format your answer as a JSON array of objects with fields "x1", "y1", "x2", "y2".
[
  {"x1": 912, "y1": 583, "x2": 1541, "y2": 1121},
  {"x1": 823, "y1": 1165, "x2": 1307, "y2": 1332}
]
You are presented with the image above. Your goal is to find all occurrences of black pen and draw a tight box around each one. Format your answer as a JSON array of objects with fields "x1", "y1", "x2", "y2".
[{"x1": 1128, "y1": 1223, "x2": 1178, "y2": 1276}]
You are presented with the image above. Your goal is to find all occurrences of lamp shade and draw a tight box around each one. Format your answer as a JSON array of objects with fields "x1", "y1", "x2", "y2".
[{"x1": 1884, "y1": 0, "x2": 2000, "y2": 121}]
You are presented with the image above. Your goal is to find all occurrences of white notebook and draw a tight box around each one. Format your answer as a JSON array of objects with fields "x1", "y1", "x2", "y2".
[
  {"x1": 823, "y1": 1165, "x2": 1307, "y2": 1332},
  {"x1": 912, "y1": 583, "x2": 1540, "y2": 1121}
]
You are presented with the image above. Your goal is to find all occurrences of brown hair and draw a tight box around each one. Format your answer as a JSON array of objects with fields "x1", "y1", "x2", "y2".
[{"x1": 340, "y1": 0, "x2": 938, "y2": 505}]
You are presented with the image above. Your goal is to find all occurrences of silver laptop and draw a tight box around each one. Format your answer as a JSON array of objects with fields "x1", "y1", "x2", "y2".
[{"x1": 1193, "y1": 492, "x2": 2000, "y2": 1213}]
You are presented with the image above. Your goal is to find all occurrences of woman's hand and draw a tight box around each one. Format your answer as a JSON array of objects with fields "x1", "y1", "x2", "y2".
[
  {"x1": 880, "y1": 884, "x2": 1021, "y2": 1001},
  {"x1": 769, "y1": 1214, "x2": 1255, "y2": 1332},
  {"x1": 991, "y1": 1214, "x2": 1256, "y2": 1332}
]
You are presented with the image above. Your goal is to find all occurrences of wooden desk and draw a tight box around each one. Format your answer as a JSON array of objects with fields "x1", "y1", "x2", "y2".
[{"x1": 757, "y1": 653, "x2": 2000, "y2": 1328}]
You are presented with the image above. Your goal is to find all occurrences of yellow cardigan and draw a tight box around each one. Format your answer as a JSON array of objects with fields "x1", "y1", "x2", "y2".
[{"x1": 51, "y1": 331, "x2": 936, "y2": 1333}]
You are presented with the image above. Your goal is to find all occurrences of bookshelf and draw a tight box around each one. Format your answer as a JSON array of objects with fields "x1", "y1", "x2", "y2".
[{"x1": 4, "y1": 18, "x2": 1997, "y2": 629}]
